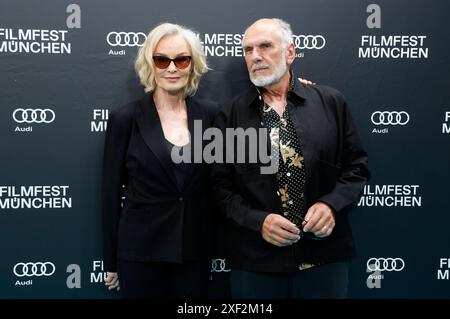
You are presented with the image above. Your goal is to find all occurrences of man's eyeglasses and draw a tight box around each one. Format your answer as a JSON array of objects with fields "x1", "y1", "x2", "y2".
[
  {"x1": 152, "y1": 55, "x2": 192, "y2": 69},
  {"x1": 296, "y1": 215, "x2": 324, "y2": 241}
]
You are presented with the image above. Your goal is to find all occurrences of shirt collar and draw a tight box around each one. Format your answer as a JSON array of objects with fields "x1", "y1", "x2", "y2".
[
  {"x1": 289, "y1": 70, "x2": 309, "y2": 101},
  {"x1": 246, "y1": 69, "x2": 309, "y2": 108}
]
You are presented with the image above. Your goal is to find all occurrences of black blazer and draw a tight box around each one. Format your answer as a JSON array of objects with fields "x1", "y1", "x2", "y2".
[
  {"x1": 102, "y1": 93, "x2": 218, "y2": 272},
  {"x1": 210, "y1": 80, "x2": 371, "y2": 272}
]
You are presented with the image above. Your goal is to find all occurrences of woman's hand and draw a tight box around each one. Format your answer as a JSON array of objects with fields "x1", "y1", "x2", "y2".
[
  {"x1": 105, "y1": 272, "x2": 120, "y2": 291},
  {"x1": 298, "y1": 77, "x2": 315, "y2": 85}
]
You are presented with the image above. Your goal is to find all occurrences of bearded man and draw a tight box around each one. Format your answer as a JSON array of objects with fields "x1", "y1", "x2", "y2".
[{"x1": 211, "y1": 18, "x2": 370, "y2": 299}]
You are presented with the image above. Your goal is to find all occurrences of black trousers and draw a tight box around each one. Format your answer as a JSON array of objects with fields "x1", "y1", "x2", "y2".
[
  {"x1": 118, "y1": 259, "x2": 210, "y2": 299},
  {"x1": 229, "y1": 262, "x2": 349, "y2": 299}
]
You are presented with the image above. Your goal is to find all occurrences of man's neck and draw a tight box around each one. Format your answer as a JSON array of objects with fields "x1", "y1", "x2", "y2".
[{"x1": 261, "y1": 71, "x2": 291, "y2": 115}]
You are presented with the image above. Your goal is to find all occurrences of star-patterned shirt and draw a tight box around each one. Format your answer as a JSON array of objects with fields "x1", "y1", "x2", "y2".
[{"x1": 261, "y1": 102, "x2": 306, "y2": 227}]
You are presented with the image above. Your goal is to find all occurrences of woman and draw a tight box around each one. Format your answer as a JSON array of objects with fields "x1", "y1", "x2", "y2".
[{"x1": 101, "y1": 23, "x2": 217, "y2": 298}]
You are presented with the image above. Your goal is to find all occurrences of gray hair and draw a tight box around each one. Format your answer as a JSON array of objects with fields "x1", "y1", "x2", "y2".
[{"x1": 272, "y1": 18, "x2": 294, "y2": 48}]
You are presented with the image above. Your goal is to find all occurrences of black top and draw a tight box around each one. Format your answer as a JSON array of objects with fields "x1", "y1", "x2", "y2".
[{"x1": 165, "y1": 139, "x2": 192, "y2": 191}]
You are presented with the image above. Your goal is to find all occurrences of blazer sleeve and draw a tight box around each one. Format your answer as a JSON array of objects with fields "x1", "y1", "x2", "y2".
[
  {"x1": 210, "y1": 103, "x2": 269, "y2": 233},
  {"x1": 318, "y1": 91, "x2": 371, "y2": 213},
  {"x1": 101, "y1": 108, "x2": 132, "y2": 272}
]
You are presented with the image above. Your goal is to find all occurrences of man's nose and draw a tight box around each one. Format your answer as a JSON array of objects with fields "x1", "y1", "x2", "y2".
[{"x1": 249, "y1": 49, "x2": 263, "y2": 63}]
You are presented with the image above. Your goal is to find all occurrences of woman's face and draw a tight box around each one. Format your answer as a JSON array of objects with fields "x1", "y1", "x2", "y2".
[{"x1": 153, "y1": 34, "x2": 192, "y2": 95}]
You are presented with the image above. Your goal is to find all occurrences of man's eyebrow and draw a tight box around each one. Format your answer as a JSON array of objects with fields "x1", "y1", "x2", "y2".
[{"x1": 258, "y1": 41, "x2": 273, "y2": 46}]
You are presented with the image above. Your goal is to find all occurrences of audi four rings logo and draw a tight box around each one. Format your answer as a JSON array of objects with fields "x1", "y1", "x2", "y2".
[
  {"x1": 107, "y1": 32, "x2": 147, "y2": 47},
  {"x1": 210, "y1": 259, "x2": 231, "y2": 272},
  {"x1": 293, "y1": 35, "x2": 326, "y2": 49},
  {"x1": 367, "y1": 258, "x2": 405, "y2": 272},
  {"x1": 13, "y1": 262, "x2": 56, "y2": 277},
  {"x1": 12, "y1": 109, "x2": 55, "y2": 124},
  {"x1": 371, "y1": 111, "x2": 410, "y2": 125}
]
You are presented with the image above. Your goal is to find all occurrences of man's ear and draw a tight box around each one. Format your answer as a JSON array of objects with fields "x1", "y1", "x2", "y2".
[{"x1": 286, "y1": 43, "x2": 296, "y2": 64}]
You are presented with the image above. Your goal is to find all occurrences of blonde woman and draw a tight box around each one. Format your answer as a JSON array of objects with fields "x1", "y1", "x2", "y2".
[{"x1": 101, "y1": 23, "x2": 217, "y2": 298}]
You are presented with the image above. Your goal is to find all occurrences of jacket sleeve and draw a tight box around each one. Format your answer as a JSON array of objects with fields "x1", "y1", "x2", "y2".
[
  {"x1": 318, "y1": 91, "x2": 371, "y2": 213},
  {"x1": 101, "y1": 108, "x2": 131, "y2": 272},
  {"x1": 210, "y1": 104, "x2": 269, "y2": 232}
]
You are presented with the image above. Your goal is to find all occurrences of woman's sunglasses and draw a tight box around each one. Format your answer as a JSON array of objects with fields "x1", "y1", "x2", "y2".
[{"x1": 152, "y1": 56, "x2": 192, "y2": 69}]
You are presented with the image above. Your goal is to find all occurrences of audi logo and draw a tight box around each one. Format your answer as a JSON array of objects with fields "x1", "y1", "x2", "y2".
[
  {"x1": 371, "y1": 111, "x2": 410, "y2": 125},
  {"x1": 210, "y1": 259, "x2": 230, "y2": 272},
  {"x1": 367, "y1": 258, "x2": 405, "y2": 272},
  {"x1": 292, "y1": 35, "x2": 326, "y2": 49},
  {"x1": 12, "y1": 108, "x2": 55, "y2": 124},
  {"x1": 13, "y1": 262, "x2": 56, "y2": 277},
  {"x1": 107, "y1": 32, "x2": 147, "y2": 47}
]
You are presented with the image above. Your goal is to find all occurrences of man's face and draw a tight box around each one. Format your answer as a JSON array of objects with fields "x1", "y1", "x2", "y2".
[{"x1": 243, "y1": 21, "x2": 292, "y2": 87}]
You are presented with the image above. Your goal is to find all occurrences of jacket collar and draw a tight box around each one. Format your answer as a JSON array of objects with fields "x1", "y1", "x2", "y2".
[{"x1": 244, "y1": 70, "x2": 309, "y2": 108}]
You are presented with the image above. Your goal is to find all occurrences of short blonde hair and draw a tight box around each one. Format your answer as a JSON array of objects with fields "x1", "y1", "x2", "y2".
[{"x1": 135, "y1": 23, "x2": 208, "y2": 97}]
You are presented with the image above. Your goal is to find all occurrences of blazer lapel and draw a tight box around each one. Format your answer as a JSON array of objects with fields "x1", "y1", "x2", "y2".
[
  {"x1": 136, "y1": 93, "x2": 180, "y2": 192},
  {"x1": 182, "y1": 97, "x2": 203, "y2": 191}
]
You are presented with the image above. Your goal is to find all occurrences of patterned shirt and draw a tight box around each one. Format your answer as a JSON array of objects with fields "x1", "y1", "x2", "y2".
[{"x1": 261, "y1": 101, "x2": 307, "y2": 227}]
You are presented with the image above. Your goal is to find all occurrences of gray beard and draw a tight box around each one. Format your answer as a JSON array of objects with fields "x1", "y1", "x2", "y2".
[{"x1": 250, "y1": 55, "x2": 287, "y2": 88}]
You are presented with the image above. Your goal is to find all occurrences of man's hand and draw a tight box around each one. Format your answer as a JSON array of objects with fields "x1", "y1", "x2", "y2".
[
  {"x1": 262, "y1": 214, "x2": 301, "y2": 246},
  {"x1": 302, "y1": 202, "x2": 335, "y2": 238},
  {"x1": 298, "y1": 77, "x2": 315, "y2": 85},
  {"x1": 105, "y1": 272, "x2": 120, "y2": 291}
]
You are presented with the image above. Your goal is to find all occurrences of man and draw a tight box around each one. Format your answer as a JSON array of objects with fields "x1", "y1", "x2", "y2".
[{"x1": 211, "y1": 18, "x2": 370, "y2": 298}]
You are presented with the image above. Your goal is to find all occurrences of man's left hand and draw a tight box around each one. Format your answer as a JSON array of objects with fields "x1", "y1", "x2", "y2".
[{"x1": 301, "y1": 202, "x2": 335, "y2": 238}]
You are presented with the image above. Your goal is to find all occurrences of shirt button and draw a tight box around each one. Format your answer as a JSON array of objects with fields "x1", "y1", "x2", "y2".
[
  {"x1": 178, "y1": 197, "x2": 183, "y2": 202},
  {"x1": 287, "y1": 172, "x2": 291, "y2": 177}
]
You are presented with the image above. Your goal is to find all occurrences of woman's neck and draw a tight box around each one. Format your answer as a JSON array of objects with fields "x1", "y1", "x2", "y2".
[{"x1": 153, "y1": 88, "x2": 186, "y2": 112}]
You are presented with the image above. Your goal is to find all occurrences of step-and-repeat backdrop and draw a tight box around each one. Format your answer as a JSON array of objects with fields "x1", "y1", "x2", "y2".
[{"x1": 1, "y1": 0, "x2": 449, "y2": 298}]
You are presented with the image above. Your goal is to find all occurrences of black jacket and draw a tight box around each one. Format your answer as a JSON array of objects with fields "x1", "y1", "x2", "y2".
[
  {"x1": 102, "y1": 93, "x2": 218, "y2": 272},
  {"x1": 210, "y1": 80, "x2": 370, "y2": 272}
]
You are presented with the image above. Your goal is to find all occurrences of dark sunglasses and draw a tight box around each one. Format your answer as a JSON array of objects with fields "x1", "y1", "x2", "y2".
[{"x1": 152, "y1": 55, "x2": 192, "y2": 69}]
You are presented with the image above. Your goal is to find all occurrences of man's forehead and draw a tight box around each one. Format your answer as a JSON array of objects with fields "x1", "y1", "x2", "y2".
[{"x1": 243, "y1": 25, "x2": 280, "y2": 46}]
